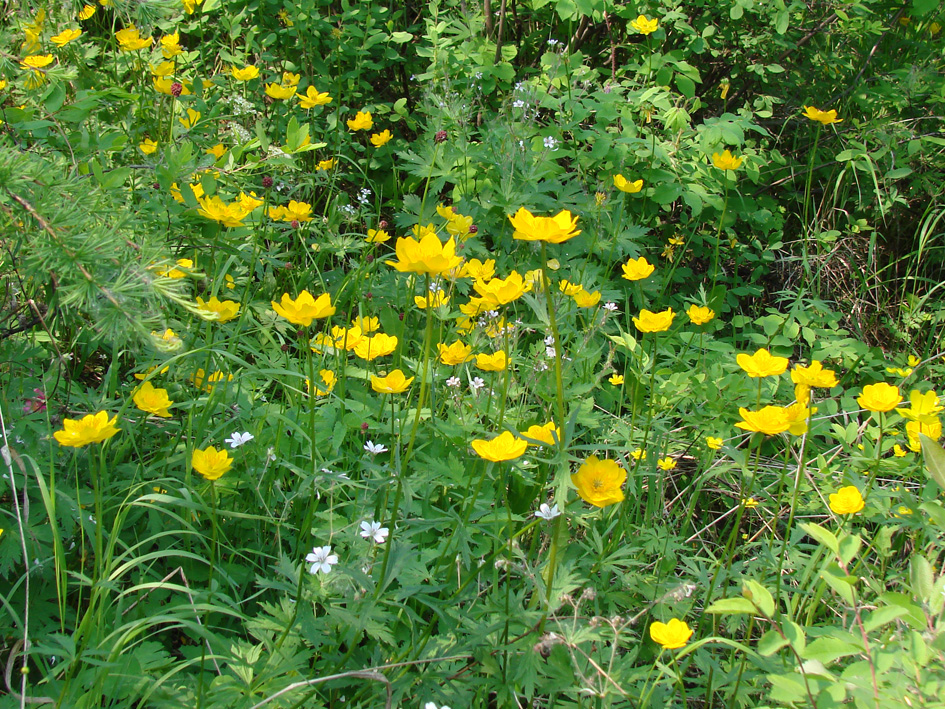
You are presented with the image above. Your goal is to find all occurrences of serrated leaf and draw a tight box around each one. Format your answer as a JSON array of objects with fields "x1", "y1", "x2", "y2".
[{"x1": 919, "y1": 433, "x2": 945, "y2": 488}]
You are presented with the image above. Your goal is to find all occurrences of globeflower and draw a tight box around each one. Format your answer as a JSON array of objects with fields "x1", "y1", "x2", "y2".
[
  {"x1": 828, "y1": 485, "x2": 864, "y2": 515},
  {"x1": 271, "y1": 290, "x2": 336, "y2": 327},
  {"x1": 475, "y1": 351, "x2": 508, "y2": 371},
  {"x1": 438, "y1": 340, "x2": 472, "y2": 365},
  {"x1": 54, "y1": 411, "x2": 120, "y2": 447},
  {"x1": 474, "y1": 271, "x2": 531, "y2": 306},
  {"x1": 857, "y1": 382, "x2": 902, "y2": 413},
  {"x1": 649, "y1": 619, "x2": 693, "y2": 650},
  {"x1": 802, "y1": 106, "x2": 843, "y2": 125},
  {"x1": 231, "y1": 65, "x2": 260, "y2": 81},
  {"x1": 370, "y1": 129, "x2": 393, "y2": 147},
  {"x1": 265, "y1": 82, "x2": 297, "y2": 100},
  {"x1": 347, "y1": 110, "x2": 373, "y2": 131},
  {"x1": 508, "y1": 207, "x2": 580, "y2": 244},
  {"x1": 571, "y1": 456, "x2": 626, "y2": 507},
  {"x1": 630, "y1": 14, "x2": 659, "y2": 35},
  {"x1": 686, "y1": 304, "x2": 715, "y2": 325},
  {"x1": 354, "y1": 333, "x2": 398, "y2": 361},
  {"x1": 298, "y1": 86, "x2": 332, "y2": 108},
  {"x1": 196, "y1": 296, "x2": 240, "y2": 323},
  {"x1": 115, "y1": 25, "x2": 152, "y2": 51},
  {"x1": 366, "y1": 228, "x2": 390, "y2": 243},
  {"x1": 471, "y1": 431, "x2": 528, "y2": 462},
  {"x1": 386, "y1": 233, "x2": 463, "y2": 276},
  {"x1": 133, "y1": 381, "x2": 174, "y2": 417},
  {"x1": 897, "y1": 389, "x2": 943, "y2": 424},
  {"x1": 711, "y1": 150, "x2": 743, "y2": 171},
  {"x1": 518, "y1": 422, "x2": 560, "y2": 447},
  {"x1": 613, "y1": 174, "x2": 643, "y2": 193},
  {"x1": 192, "y1": 446, "x2": 233, "y2": 481},
  {"x1": 791, "y1": 361, "x2": 838, "y2": 388},
  {"x1": 632, "y1": 308, "x2": 675, "y2": 333},
  {"x1": 19, "y1": 54, "x2": 54, "y2": 71},
  {"x1": 52, "y1": 28, "x2": 82, "y2": 47},
  {"x1": 572, "y1": 288, "x2": 601, "y2": 308},
  {"x1": 139, "y1": 138, "x2": 158, "y2": 155},
  {"x1": 197, "y1": 196, "x2": 250, "y2": 228},
  {"x1": 311, "y1": 369, "x2": 336, "y2": 396},
  {"x1": 414, "y1": 292, "x2": 449, "y2": 309},
  {"x1": 736, "y1": 348, "x2": 789, "y2": 378},
  {"x1": 735, "y1": 406, "x2": 790, "y2": 436},
  {"x1": 370, "y1": 370, "x2": 414, "y2": 394},
  {"x1": 621, "y1": 256, "x2": 654, "y2": 281}
]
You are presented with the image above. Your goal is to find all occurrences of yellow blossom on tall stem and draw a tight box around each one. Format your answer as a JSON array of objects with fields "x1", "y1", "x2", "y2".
[
  {"x1": 473, "y1": 271, "x2": 531, "y2": 306},
  {"x1": 632, "y1": 308, "x2": 675, "y2": 333},
  {"x1": 518, "y1": 422, "x2": 561, "y2": 447},
  {"x1": 735, "y1": 406, "x2": 791, "y2": 436},
  {"x1": 791, "y1": 360, "x2": 838, "y2": 388},
  {"x1": 271, "y1": 290, "x2": 336, "y2": 327},
  {"x1": 857, "y1": 382, "x2": 902, "y2": 413},
  {"x1": 802, "y1": 106, "x2": 843, "y2": 125},
  {"x1": 115, "y1": 25, "x2": 152, "y2": 51},
  {"x1": 231, "y1": 65, "x2": 260, "y2": 81},
  {"x1": 711, "y1": 149, "x2": 743, "y2": 171},
  {"x1": 649, "y1": 619, "x2": 693, "y2": 650},
  {"x1": 370, "y1": 129, "x2": 393, "y2": 147},
  {"x1": 196, "y1": 296, "x2": 240, "y2": 323},
  {"x1": 265, "y1": 82, "x2": 296, "y2": 100},
  {"x1": 471, "y1": 431, "x2": 528, "y2": 462},
  {"x1": 438, "y1": 340, "x2": 472, "y2": 365},
  {"x1": 370, "y1": 370, "x2": 413, "y2": 394},
  {"x1": 298, "y1": 86, "x2": 332, "y2": 108},
  {"x1": 54, "y1": 412, "x2": 120, "y2": 447},
  {"x1": 686, "y1": 304, "x2": 715, "y2": 325},
  {"x1": 630, "y1": 14, "x2": 659, "y2": 35},
  {"x1": 385, "y1": 233, "x2": 463, "y2": 276},
  {"x1": 829, "y1": 486, "x2": 864, "y2": 515},
  {"x1": 192, "y1": 446, "x2": 233, "y2": 481},
  {"x1": 354, "y1": 333, "x2": 399, "y2": 361},
  {"x1": 347, "y1": 110, "x2": 373, "y2": 131},
  {"x1": 475, "y1": 351, "x2": 508, "y2": 371},
  {"x1": 52, "y1": 29, "x2": 82, "y2": 47},
  {"x1": 736, "y1": 348, "x2": 789, "y2": 378},
  {"x1": 613, "y1": 174, "x2": 643, "y2": 193},
  {"x1": 133, "y1": 381, "x2": 174, "y2": 417},
  {"x1": 571, "y1": 456, "x2": 626, "y2": 507},
  {"x1": 621, "y1": 256, "x2": 654, "y2": 281},
  {"x1": 508, "y1": 207, "x2": 581, "y2": 244}
]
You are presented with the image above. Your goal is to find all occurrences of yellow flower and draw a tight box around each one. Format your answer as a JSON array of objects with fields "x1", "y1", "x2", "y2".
[
  {"x1": 897, "y1": 389, "x2": 943, "y2": 424},
  {"x1": 472, "y1": 430, "x2": 529, "y2": 462},
  {"x1": 196, "y1": 296, "x2": 240, "y2": 323},
  {"x1": 657, "y1": 456, "x2": 676, "y2": 471},
  {"x1": 438, "y1": 340, "x2": 472, "y2": 365},
  {"x1": 203, "y1": 143, "x2": 226, "y2": 159},
  {"x1": 139, "y1": 138, "x2": 158, "y2": 155},
  {"x1": 78, "y1": 4, "x2": 97, "y2": 20},
  {"x1": 347, "y1": 110, "x2": 374, "y2": 131},
  {"x1": 160, "y1": 33, "x2": 182, "y2": 58},
  {"x1": 474, "y1": 271, "x2": 532, "y2": 306},
  {"x1": 298, "y1": 86, "x2": 332, "y2": 108},
  {"x1": 179, "y1": 108, "x2": 201, "y2": 130},
  {"x1": 906, "y1": 419, "x2": 942, "y2": 452},
  {"x1": 571, "y1": 456, "x2": 626, "y2": 507},
  {"x1": 736, "y1": 348, "x2": 789, "y2": 378},
  {"x1": 386, "y1": 233, "x2": 463, "y2": 276},
  {"x1": 632, "y1": 308, "x2": 675, "y2": 333},
  {"x1": 608, "y1": 374, "x2": 624, "y2": 385},
  {"x1": 886, "y1": 366, "x2": 913, "y2": 377},
  {"x1": 613, "y1": 174, "x2": 643, "y2": 193},
  {"x1": 795, "y1": 383, "x2": 811, "y2": 407},
  {"x1": 190, "y1": 369, "x2": 233, "y2": 392},
  {"x1": 52, "y1": 28, "x2": 82, "y2": 47},
  {"x1": 366, "y1": 228, "x2": 390, "y2": 243},
  {"x1": 20, "y1": 55, "x2": 54, "y2": 71},
  {"x1": 630, "y1": 14, "x2": 659, "y2": 35},
  {"x1": 133, "y1": 381, "x2": 174, "y2": 418},
  {"x1": 452, "y1": 258, "x2": 496, "y2": 281},
  {"x1": 649, "y1": 618, "x2": 693, "y2": 650},
  {"x1": 231, "y1": 65, "x2": 260, "y2": 81},
  {"x1": 183, "y1": 0, "x2": 203, "y2": 13},
  {"x1": 631, "y1": 448, "x2": 646, "y2": 461},
  {"x1": 151, "y1": 61, "x2": 175, "y2": 77},
  {"x1": 0, "y1": 80, "x2": 6, "y2": 91},
  {"x1": 558, "y1": 280, "x2": 582, "y2": 296},
  {"x1": 281, "y1": 72, "x2": 300, "y2": 86},
  {"x1": 351, "y1": 316, "x2": 379, "y2": 333},
  {"x1": 621, "y1": 256, "x2": 655, "y2": 281},
  {"x1": 54, "y1": 411, "x2": 120, "y2": 447},
  {"x1": 802, "y1": 106, "x2": 843, "y2": 125},
  {"x1": 573, "y1": 288, "x2": 601, "y2": 308},
  {"x1": 828, "y1": 486, "x2": 864, "y2": 515},
  {"x1": 735, "y1": 406, "x2": 791, "y2": 436},
  {"x1": 279, "y1": 200, "x2": 313, "y2": 222},
  {"x1": 115, "y1": 25, "x2": 152, "y2": 52},
  {"x1": 197, "y1": 196, "x2": 250, "y2": 228},
  {"x1": 151, "y1": 328, "x2": 183, "y2": 353},
  {"x1": 475, "y1": 351, "x2": 508, "y2": 371},
  {"x1": 265, "y1": 83, "x2": 296, "y2": 100},
  {"x1": 312, "y1": 326, "x2": 363, "y2": 353},
  {"x1": 686, "y1": 304, "x2": 715, "y2": 325},
  {"x1": 706, "y1": 436, "x2": 723, "y2": 449},
  {"x1": 893, "y1": 444, "x2": 907, "y2": 457},
  {"x1": 370, "y1": 369, "x2": 413, "y2": 394},
  {"x1": 446, "y1": 213, "x2": 473, "y2": 238},
  {"x1": 192, "y1": 446, "x2": 233, "y2": 481},
  {"x1": 312, "y1": 369, "x2": 336, "y2": 396},
  {"x1": 414, "y1": 292, "x2": 450, "y2": 309},
  {"x1": 783, "y1": 403, "x2": 812, "y2": 436},
  {"x1": 791, "y1": 361, "x2": 838, "y2": 388},
  {"x1": 354, "y1": 333, "x2": 399, "y2": 361},
  {"x1": 743, "y1": 497, "x2": 759, "y2": 508},
  {"x1": 857, "y1": 382, "x2": 902, "y2": 413},
  {"x1": 519, "y1": 422, "x2": 560, "y2": 447},
  {"x1": 370, "y1": 129, "x2": 393, "y2": 147},
  {"x1": 508, "y1": 207, "x2": 581, "y2": 244},
  {"x1": 133, "y1": 365, "x2": 169, "y2": 381},
  {"x1": 711, "y1": 150, "x2": 743, "y2": 171},
  {"x1": 271, "y1": 290, "x2": 335, "y2": 327}
]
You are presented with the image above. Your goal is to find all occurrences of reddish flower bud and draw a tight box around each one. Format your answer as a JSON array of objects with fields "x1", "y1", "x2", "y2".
[
  {"x1": 434, "y1": 130, "x2": 448, "y2": 144},
  {"x1": 170, "y1": 82, "x2": 183, "y2": 97},
  {"x1": 262, "y1": 176, "x2": 273, "y2": 188}
]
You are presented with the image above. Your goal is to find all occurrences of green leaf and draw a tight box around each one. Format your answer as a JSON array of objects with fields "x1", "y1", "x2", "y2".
[
  {"x1": 783, "y1": 621, "x2": 806, "y2": 656},
  {"x1": 758, "y1": 629, "x2": 789, "y2": 656},
  {"x1": 862, "y1": 606, "x2": 908, "y2": 633},
  {"x1": 837, "y1": 533, "x2": 861, "y2": 567},
  {"x1": 742, "y1": 579, "x2": 775, "y2": 618},
  {"x1": 910, "y1": 554, "x2": 934, "y2": 603},
  {"x1": 705, "y1": 597, "x2": 758, "y2": 615},
  {"x1": 800, "y1": 522, "x2": 839, "y2": 555},
  {"x1": 393, "y1": 97, "x2": 408, "y2": 116},
  {"x1": 802, "y1": 636, "x2": 863, "y2": 663},
  {"x1": 821, "y1": 567, "x2": 855, "y2": 606},
  {"x1": 390, "y1": 31, "x2": 414, "y2": 43},
  {"x1": 912, "y1": 0, "x2": 938, "y2": 16},
  {"x1": 675, "y1": 74, "x2": 695, "y2": 99},
  {"x1": 919, "y1": 433, "x2": 945, "y2": 488}
]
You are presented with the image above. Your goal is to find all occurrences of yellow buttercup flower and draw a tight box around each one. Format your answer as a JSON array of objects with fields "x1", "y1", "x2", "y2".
[
  {"x1": 630, "y1": 14, "x2": 659, "y2": 35},
  {"x1": 657, "y1": 456, "x2": 677, "y2": 471},
  {"x1": 354, "y1": 333, "x2": 398, "y2": 361},
  {"x1": 649, "y1": 619, "x2": 693, "y2": 650},
  {"x1": 802, "y1": 106, "x2": 843, "y2": 125},
  {"x1": 133, "y1": 381, "x2": 174, "y2": 418},
  {"x1": 475, "y1": 351, "x2": 508, "y2": 371},
  {"x1": 192, "y1": 446, "x2": 233, "y2": 481},
  {"x1": 706, "y1": 436, "x2": 723, "y2": 450},
  {"x1": 386, "y1": 233, "x2": 463, "y2": 276},
  {"x1": 508, "y1": 207, "x2": 581, "y2": 244},
  {"x1": 160, "y1": 32, "x2": 182, "y2": 58},
  {"x1": 271, "y1": 290, "x2": 336, "y2": 327},
  {"x1": 613, "y1": 174, "x2": 643, "y2": 193},
  {"x1": 621, "y1": 256, "x2": 655, "y2": 281},
  {"x1": 183, "y1": 0, "x2": 204, "y2": 13},
  {"x1": 453, "y1": 258, "x2": 496, "y2": 281},
  {"x1": 897, "y1": 389, "x2": 943, "y2": 424},
  {"x1": 265, "y1": 83, "x2": 296, "y2": 100},
  {"x1": 366, "y1": 228, "x2": 390, "y2": 243},
  {"x1": 281, "y1": 71, "x2": 300, "y2": 86},
  {"x1": 311, "y1": 369, "x2": 336, "y2": 396},
  {"x1": 52, "y1": 28, "x2": 82, "y2": 47},
  {"x1": 608, "y1": 374, "x2": 625, "y2": 385},
  {"x1": 196, "y1": 296, "x2": 240, "y2": 323},
  {"x1": 791, "y1": 361, "x2": 838, "y2": 388},
  {"x1": 519, "y1": 422, "x2": 560, "y2": 447},
  {"x1": 316, "y1": 158, "x2": 336, "y2": 171},
  {"x1": 474, "y1": 271, "x2": 532, "y2": 306},
  {"x1": 20, "y1": 54, "x2": 54, "y2": 71},
  {"x1": 115, "y1": 25, "x2": 152, "y2": 51},
  {"x1": 857, "y1": 382, "x2": 902, "y2": 413},
  {"x1": 471, "y1": 431, "x2": 528, "y2": 462},
  {"x1": 197, "y1": 196, "x2": 250, "y2": 228},
  {"x1": 351, "y1": 316, "x2": 379, "y2": 333},
  {"x1": 347, "y1": 110, "x2": 373, "y2": 131},
  {"x1": 78, "y1": 4, "x2": 96, "y2": 20},
  {"x1": 298, "y1": 86, "x2": 332, "y2": 108},
  {"x1": 686, "y1": 304, "x2": 715, "y2": 325},
  {"x1": 231, "y1": 65, "x2": 260, "y2": 81},
  {"x1": 139, "y1": 138, "x2": 158, "y2": 155},
  {"x1": 572, "y1": 288, "x2": 601, "y2": 308},
  {"x1": 414, "y1": 291, "x2": 450, "y2": 309},
  {"x1": 571, "y1": 456, "x2": 626, "y2": 507},
  {"x1": 743, "y1": 497, "x2": 759, "y2": 508},
  {"x1": 632, "y1": 308, "x2": 675, "y2": 333},
  {"x1": 438, "y1": 340, "x2": 472, "y2": 365},
  {"x1": 151, "y1": 328, "x2": 183, "y2": 352},
  {"x1": 179, "y1": 108, "x2": 201, "y2": 130},
  {"x1": 828, "y1": 486, "x2": 864, "y2": 515},
  {"x1": 893, "y1": 444, "x2": 907, "y2": 457},
  {"x1": 711, "y1": 150, "x2": 743, "y2": 171},
  {"x1": 736, "y1": 348, "x2": 789, "y2": 378},
  {"x1": 370, "y1": 369, "x2": 413, "y2": 394},
  {"x1": 906, "y1": 419, "x2": 942, "y2": 452},
  {"x1": 735, "y1": 406, "x2": 791, "y2": 436},
  {"x1": 558, "y1": 280, "x2": 582, "y2": 296},
  {"x1": 370, "y1": 129, "x2": 393, "y2": 147},
  {"x1": 190, "y1": 369, "x2": 233, "y2": 392},
  {"x1": 54, "y1": 411, "x2": 120, "y2": 447}
]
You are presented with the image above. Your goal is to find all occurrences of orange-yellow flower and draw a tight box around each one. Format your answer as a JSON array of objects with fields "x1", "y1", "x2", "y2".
[
  {"x1": 386, "y1": 233, "x2": 463, "y2": 276},
  {"x1": 133, "y1": 381, "x2": 174, "y2": 418},
  {"x1": 347, "y1": 110, "x2": 373, "y2": 131},
  {"x1": 621, "y1": 256, "x2": 655, "y2": 281},
  {"x1": 298, "y1": 86, "x2": 332, "y2": 108},
  {"x1": 613, "y1": 174, "x2": 643, "y2": 193},
  {"x1": 649, "y1": 619, "x2": 693, "y2": 649},
  {"x1": 438, "y1": 340, "x2": 472, "y2": 365},
  {"x1": 370, "y1": 369, "x2": 413, "y2": 394},
  {"x1": 471, "y1": 431, "x2": 528, "y2": 462},
  {"x1": 632, "y1": 308, "x2": 675, "y2": 333},
  {"x1": 828, "y1": 486, "x2": 864, "y2": 515},
  {"x1": 802, "y1": 106, "x2": 842, "y2": 125},
  {"x1": 115, "y1": 25, "x2": 152, "y2": 51},
  {"x1": 736, "y1": 348, "x2": 789, "y2": 378},
  {"x1": 231, "y1": 65, "x2": 260, "y2": 81},
  {"x1": 54, "y1": 411, "x2": 120, "y2": 447},
  {"x1": 686, "y1": 305, "x2": 715, "y2": 325},
  {"x1": 475, "y1": 351, "x2": 508, "y2": 371},
  {"x1": 519, "y1": 422, "x2": 561, "y2": 447},
  {"x1": 857, "y1": 382, "x2": 902, "y2": 413},
  {"x1": 571, "y1": 456, "x2": 626, "y2": 507},
  {"x1": 712, "y1": 150, "x2": 743, "y2": 171},
  {"x1": 508, "y1": 207, "x2": 580, "y2": 244},
  {"x1": 196, "y1": 296, "x2": 240, "y2": 323},
  {"x1": 370, "y1": 129, "x2": 393, "y2": 147},
  {"x1": 474, "y1": 271, "x2": 531, "y2": 306},
  {"x1": 735, "y1": 406, "x2": 791, "y2": 436},
  {"x1": 192, "y1": 446, "x2": 233, "y2": 481},
  {"x1": 791, "y1": 361, "x2": 838, "y2": 388},
  {"x1": 354, "y1": 333, "x2": 398, "y2": 360},
  {"x1": 271, "y1": 290, "x2": 336, "y2": 327},
  {"x1": 630, "y1": 14, "x2": 659, "y2": 35}
]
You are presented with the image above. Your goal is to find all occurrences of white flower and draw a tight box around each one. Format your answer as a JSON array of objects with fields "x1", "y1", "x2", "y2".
[
  {"x1": 535, "y1": 503, "x2": 561, "y2": 520},
  {"x1": 446, "y1": 376, "x2": 461, "y2": 388},
  {"x1": 225, "y1": 431, "x2": 254, "y2": 448},
  {"x1": 424, "y1": 703, "x2": 452, "y2": 709},
  {"x1": 305, "y1": 546, "x2": 339, "y2": 575},
  {"x1": 266, "y1": 446, "x2": 276, "y2": 462},
  {"x1": 545, "y1": 346, "x2": 556, "y2": 358},
  {"x1": 360, "y1": 520, "x2": 389, "y2": 544},
  {"x1": 470, "y1": 377, "x2": 485, "y2": 392},
  {"x1": 364, "y1": 440, "x2": 389, "y2": 455},
  {"x1": 604, "y1": 302, "x2": 618, "y2": 312},
  {"x1": 512, "y1": 99, "x2": 525, "y2": 109},
  {"x1": 543, "y1": 136, "x2": 558, "y2": 150}
]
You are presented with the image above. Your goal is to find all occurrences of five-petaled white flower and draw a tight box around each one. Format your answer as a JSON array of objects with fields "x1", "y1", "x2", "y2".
[
  {"x1": 364, "y1": 440, "x2": 388, "y2": 455},
  {"x1": 360, "y1": 520, "x2": 389, "y2": 544},
  {"x1": 225, "y1": 431, "x2": 254, "y2": 448},
  {"x1": 446, "y1": 376, "x2": 461, "y2": 388},
  {"x1": 534, "y1": 503, "x2": 561, "y2": 520},
  {"x1": 603, "y1": 302, "x2": 618, "y2": 312},
  {"x1": 305, "y1": 545, "x2": 338, "y2": 575},
  {"x1": 470, "y1": 377, "x2": 485, "y2": 392}
]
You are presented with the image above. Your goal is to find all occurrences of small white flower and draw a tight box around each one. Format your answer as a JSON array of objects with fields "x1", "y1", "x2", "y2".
[
  {"x1": 446, "y1": 376, "x2": 461, "y2": 388},
  {"x1": 360, "y1": 520, "x2": 390, "y2": 544},
  {"x1": 536, "y1": 361, "x2": 549, "y2": 372},
  {"x1": 535, "y1": 503, "x2": 561, "y2": 520},
  {"x1": 305, "y1": 545, "x2": 339, "y2": 575},
  {"x1": 424, "y1": 703, "x2": 452, "y2": 709},
  {"x1": 604, "y1": 302, "x2": 618, "y2": 312},
  {"x1": 470, "y1": 377, "x2": 485, "y2": 392},
  {"x1": 364, "y1": 440, "x2": 389, "y2": 455},
  {"x1": 547, "y1": 38, "x2": 559, "y2": 46},
  {"x1": 545, "y1": 346, "x2": 557, "y2": 358},
  {"x1": 543, "y1": 136, "x2": 558, "y2": 150},
  {"x1": 512, "y1": 99, "x2": 525, "y2": 109},
  {"x1": 266, "y1": 446, "x2": 276, "y2": 462},
  {"x1": 225, "y1": 431, "x2": 254, "y2": 448},
  {"x1": 544, "y1": 335, "x2": 555, "y2": 346}
]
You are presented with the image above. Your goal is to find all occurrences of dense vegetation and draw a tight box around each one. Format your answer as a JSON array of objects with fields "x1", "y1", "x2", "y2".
[{"x1": 2, "y1": 0, "x2": 945, "y2": 706}]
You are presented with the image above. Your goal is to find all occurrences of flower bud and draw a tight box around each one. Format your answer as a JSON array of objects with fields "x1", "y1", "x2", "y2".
[
  {"x1": 262, "y1": 176, "x2": 273, "y2": 188},
  {"x1": 434, "y1": 130, "x2": 448, "y2": 144}
]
